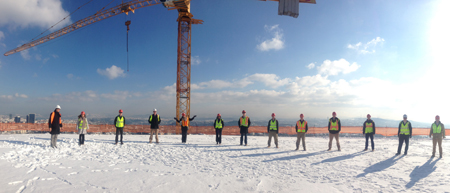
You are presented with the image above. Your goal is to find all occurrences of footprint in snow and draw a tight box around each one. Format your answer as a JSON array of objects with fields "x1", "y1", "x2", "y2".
[
  {"x1": 8, "y1": 181, "x2": 23, "y2": 185},
  {"x1": 68, "y1": 172, "x2": 78, "y2": 176}
]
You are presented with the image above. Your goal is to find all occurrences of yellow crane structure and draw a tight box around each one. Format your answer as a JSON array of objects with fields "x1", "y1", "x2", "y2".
[{"x1": 4, "y1": 0, "x2": 315, "y2": 132}]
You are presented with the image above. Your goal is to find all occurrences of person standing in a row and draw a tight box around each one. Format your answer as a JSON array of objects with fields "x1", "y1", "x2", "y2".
[
  {"x1": 77, "y1": 111, "x2": 89, "y2": 145},
  {"x1": 267, "y1": 113, "x2": 279, "y2": 148},
  {"x1": 238, "y1": 110, "x2": 251, "y2": 146},
  {"x1": 363, "y1": 114, "x2": 375, "y2": 151},
  {"x1": 114, "y1": 109, "x2": 125, "y2": 145},
  {"x1": 174, "y1": 113, "x2": 196, "y2": 143},
  {"x1": 328, "y1": 112, "x2": 341, "y2": 151},
  {"x1": 49, "y1": 105, "x2": 63, "y2": 148},
  {"x1": 295, "y1": 114, "x2": 308, "y2": 151},
  {"x1": 214, "y1": 114, "x2": 224, "y2": 145},
  {"x1": 396, "y1": 114, "x2": 412, "y2": 155},
  {"x1": 148, "y1": 109, "x2": 161, "y2": 143},
  {"x1": 430, "y1": 115, "x2": 445, "y2": 158}
]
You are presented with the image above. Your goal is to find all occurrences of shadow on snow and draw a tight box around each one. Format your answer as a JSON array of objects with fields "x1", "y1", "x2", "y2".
[
  {"x1": 405, "y1": 158, "x2": 440, "y2": 189},
  {"x1": 356, "y1": 155, "x2": 405, "y2": 178},
  {"x1": 262, "y1": 150, "x2": 328, "y2": 162},
  {"x1": 311, "y1": 151, "x2": 369, "y2": 165}
]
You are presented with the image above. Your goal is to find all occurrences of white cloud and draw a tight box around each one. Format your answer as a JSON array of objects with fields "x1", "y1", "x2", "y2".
[
  {"x1": 0, "y1": 0, "x2": 71, "y2": 30},
  {"x1": 257, "y1": 25, "x2": 284, "y2": 51},
  {"x1": 247, "y1": 73, "x2": 290, "y2": 88},
  {"x1": 101, "y1": 91, "x2": 133, "y2": 101},
  {"x1": 20, "y1": 49, "x2": 31, "y2": 60},
  {"x1": 347, "y1": 37, "x2": 385, "y2": 54},
  {"x1": 306, "y1": 63, "x2": 315, "y2": 69},
  {"x1": 67, "y1": 74, "x2": 74, "y2": 79},
  {"x1": 39, "y1": 91, "x2": 98, "y2": 102},
  {"x1": 1, "y1": 93, "x2": 28, "y2": 100},
  {"x1": 0, "y1": 31, "x2": 4, "y2": 41},
  {"x1": 317, "y1": 59, "x2": 360, "y2": 76},
  {"x1": 33, "y1": 73, "x2": 38, "y2": 77},
  {"x1": 191, "y1": 56, "x2": 201, "y2": 65},
  {"x1": 97, "y1": 65, "x2": 126, "y2": 80}
]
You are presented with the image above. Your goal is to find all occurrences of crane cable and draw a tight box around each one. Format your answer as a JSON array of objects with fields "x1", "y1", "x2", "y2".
[
  {"x1": 30, "y1": 0, "x2": 96, "y2": 42},
  {"x1": 125, "y1": 20, "x2": 131, "y2": 72}
]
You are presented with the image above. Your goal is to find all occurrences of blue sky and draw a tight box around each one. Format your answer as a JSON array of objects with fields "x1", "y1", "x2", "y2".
[{"x1": 0, "y1": 0, "x2": 449, "y2": 122}]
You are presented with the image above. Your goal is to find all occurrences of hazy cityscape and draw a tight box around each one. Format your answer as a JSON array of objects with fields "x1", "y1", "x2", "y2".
[{"x1": 0, "y1": 114, "x2": 432, "y2": 128}]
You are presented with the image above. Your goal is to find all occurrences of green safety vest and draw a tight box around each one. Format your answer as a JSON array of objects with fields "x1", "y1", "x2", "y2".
[
  {"x1": 400, "y1": 121, "x2": 410, "y2": 135},
  {"x1": 330, "y1": 119, "x2": 339, "y2": 130},
  {"x1": 432, "y1": 123, "x2": 442, "y2": 134},
  {"x1": 269, "y1": 120, "x2": 277, "y2": 131},
  {"x1": 149, "y1": 115, "x2": 160, "y2": 122},
  {"x1": 297, "y1": 120, "x2": 307, "y2": 133},
  {"x1": 365, "y1": 122, "x2": 373, "y2": 134},
  {"x1": 215, "y1": 119, "x2": 223, "y2": 129},
  {"x1": 78, "y1": 119, "x2": 86, "y2": 130},
  {"x1": 116, "y1": 116, "x2": 124, "y2": 128},
  {"x1": 240, "y1": 116, "x2": 249, "y2": 127}
]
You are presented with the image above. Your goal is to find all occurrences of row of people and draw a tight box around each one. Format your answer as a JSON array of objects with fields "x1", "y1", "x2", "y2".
[{"x1": 48, "y1": 106, "x2": 446, "y2": 158}]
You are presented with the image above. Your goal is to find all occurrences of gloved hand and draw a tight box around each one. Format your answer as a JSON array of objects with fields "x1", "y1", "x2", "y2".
[
  {"x1": 173, "y1": 117, "x2": 177, "y2": 120},
  {"x1": 429, "y1": 135, "x2": 432, "y2": 138},
  {"x1": 193, "y1": 115, "x2": 197, "y2": 118}
]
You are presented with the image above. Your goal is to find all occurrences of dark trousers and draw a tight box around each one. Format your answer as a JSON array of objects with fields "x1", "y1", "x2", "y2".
[
  {"x1": 397, "y1": 134, "x2": 410, "y2": 154},
  {"x1": 240, "y1": 133, "x2": 247, "y2": 145},
  {"x1": 115, "y1": 127, "x2": 123, "y2": 143},
  {"x1": 79, "y1": 134, "x2": 85, "y2": 144},
  {"x1": 181, "y1": 127, "x2": 188, "y2": 143},
  {"x1": 365, "y1": 133, "x2": 374, "y2": 150},
  {"x1": 215, "y1": 129, "x2": 222, "y2": 144}
]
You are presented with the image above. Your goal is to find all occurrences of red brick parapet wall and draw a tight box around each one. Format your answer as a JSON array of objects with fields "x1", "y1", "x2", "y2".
[{"x1": 1, "y1": 123, "x2": 448, "y2": 136}]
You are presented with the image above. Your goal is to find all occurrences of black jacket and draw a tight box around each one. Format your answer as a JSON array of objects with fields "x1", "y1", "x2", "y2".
[
  {"x1": 148, "y1": 114, "x2": 161, "y2": 129},
  {"x1": 238, "y1": 116, "x2": 251, "y2": 134},
  {"x1": 328, "y1": 117, "x2": 341, "y2": 134},
  {"x1": 214, "y1": 118, "x2": 224, "y2": 129},
  {"x1": 175, "y1": 116, "x2": 195, "y2": 129},
  {"x1": 114, "y1": 115, "x2": 126, "y2": 128},
  {"x1": 267, "y1": 119, "x2": 279, "y2": 134},
  {"x1": 48, "y1": 109, "x2": 62, "y2": 134},
  {"x1": 363, "y1": 119, "x2": 376, "y2": 134},
  {"x1": 295, "y1": 120, "x2": 308, "y2": 133}
]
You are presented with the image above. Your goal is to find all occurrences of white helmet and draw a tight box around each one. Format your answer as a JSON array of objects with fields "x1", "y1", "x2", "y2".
[
  {"x1": 153, "y1": 109, "x2": 157, "y2": 112},
  {"x1": 56, "y1": 105, "x2": 61, "y2": 109}
]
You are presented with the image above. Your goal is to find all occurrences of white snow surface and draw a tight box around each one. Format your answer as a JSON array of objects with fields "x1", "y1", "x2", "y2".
[{"x1": 0, "y1": 134, "x2": 449, "y2": 193}]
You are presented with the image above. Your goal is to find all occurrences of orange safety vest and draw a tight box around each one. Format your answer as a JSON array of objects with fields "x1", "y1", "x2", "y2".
[
  {"x1": 240, "y1": 116, "x2": 249, "y2": 127},
  {"x1": 297, "y1": 120, "x2": 307, "y2": 132},
  {"x1": 50, "y1": 112, "x2": 62, "y2": 125},
  {"x1": 330, "y1": 119, "x2": 339, "y2": 130},
  {"x1": 182, "y1": 119, "x2": 189, "y2": 127}
]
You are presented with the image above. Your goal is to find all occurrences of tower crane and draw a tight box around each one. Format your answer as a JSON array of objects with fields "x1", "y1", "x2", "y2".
[{"x1": 4, "y1": 0, "x2": 315, "y2": 133}]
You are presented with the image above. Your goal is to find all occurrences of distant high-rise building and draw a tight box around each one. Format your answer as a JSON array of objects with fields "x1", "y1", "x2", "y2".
[
  {"x1": 9, "y1": 114, "x2": 12, "y2": 119},
  {"x1": 28, "y1": 114, "x2": 36, "y2": 124},
  {"x1": 26, "y1": 115, "x2": 29, "y2": 123},
  {"x1": 14, "y1": 116, "x2": 21, "y2": 123}
]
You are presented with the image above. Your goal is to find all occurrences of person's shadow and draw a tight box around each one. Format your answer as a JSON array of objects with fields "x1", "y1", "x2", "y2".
[
  {"x1": 356, "y1": 155, "x2": 404, "y2": 178},
  {"x1": 405, "y1": 158, "x2": 440, "y2": 189},
  {"x1": 311, "y1": 151, "x2": 368, "y2": 165}
]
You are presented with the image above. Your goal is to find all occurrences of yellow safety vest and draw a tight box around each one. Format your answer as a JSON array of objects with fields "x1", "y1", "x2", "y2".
[
  {"x1": 432, "y1": 123, "x2": 442, "y2": 134},
  {"x1": 215, "y1": 119, "x2": 223, "y2": 129},
  {"x1": 365, "y1": 122, "x2": 373, "y2": 133},
  {"x1": 78, "y1": 119, "x2": 86, "y2": 130},
  {"x1": 116, "y1": 116, "x2": 124, "y2": 128},
  {"x1": 400, "y1": 121, "x2": 410, "y2": 135},
  {"x1": 297, "y1": 120, "x2": 307, "y2": 133},
  {"x1": 330, "y1": 119, "x2": 339, "y2": 130},
  {"x1": 149, "y1": 115, "x2": 160, "y2": 122},
  {"x1": 269, "y1": 120, "x2": 277, "y2": 131},
  {"x1": 240, "y1": 116, "x2": 249, "y2": 127}
]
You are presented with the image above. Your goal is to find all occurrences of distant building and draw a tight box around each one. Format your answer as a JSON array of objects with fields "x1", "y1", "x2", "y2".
[
  {"x1": 28, "y1": 114, "x2": 36, "y2": 124},
  {"x1": 14, "y1": 116, "x2": 21, "y2": 123},
  {"x1": 9, "y1": 114, "x2": 12, "y2": 119}
]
